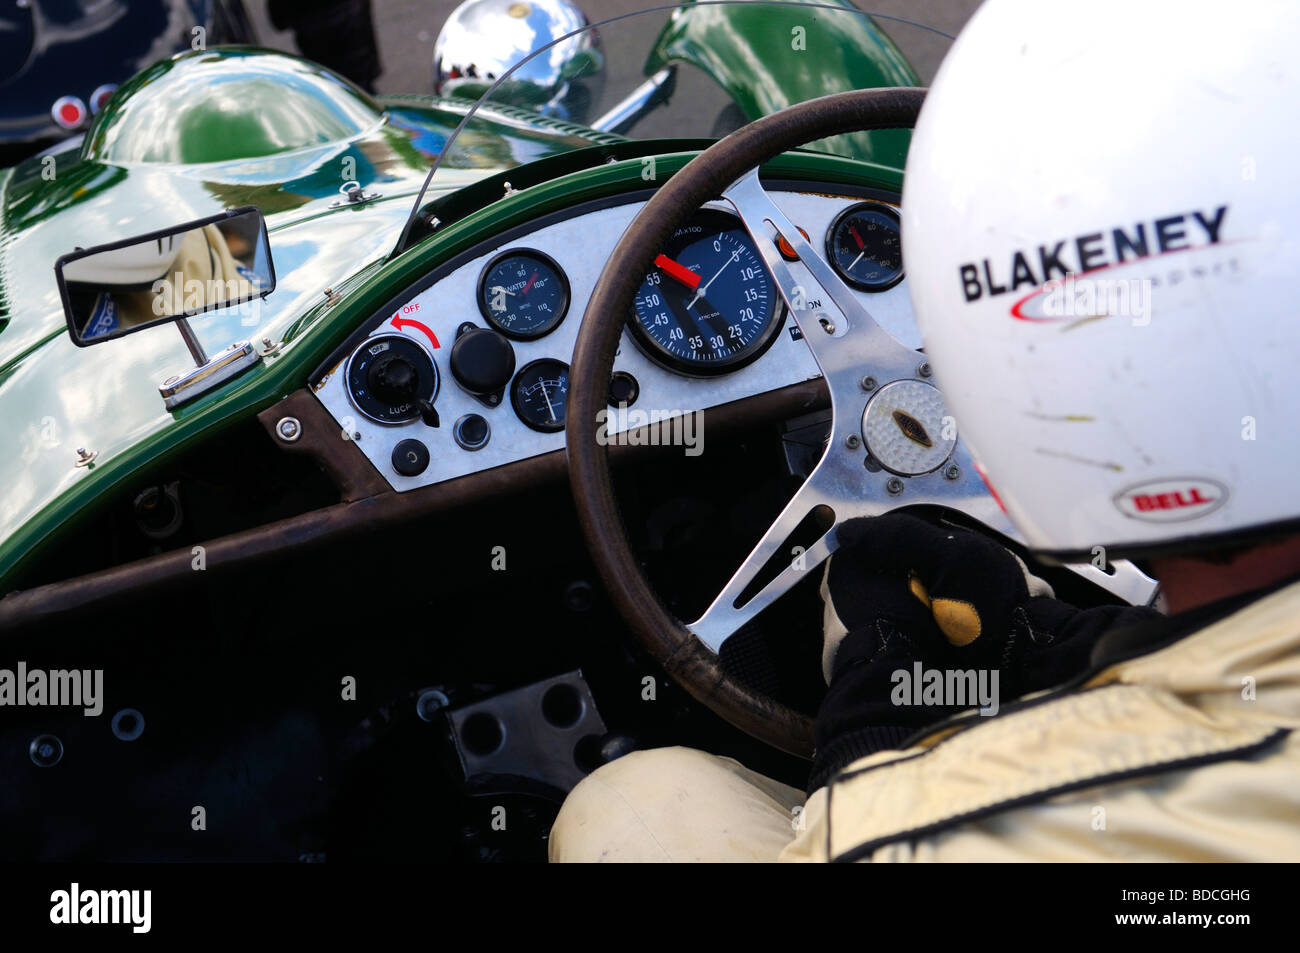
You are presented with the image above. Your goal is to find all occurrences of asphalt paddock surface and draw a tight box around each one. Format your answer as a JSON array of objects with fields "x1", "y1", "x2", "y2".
[{"x1": 245, "y1": 0, "x2": 983, "y2": 131}]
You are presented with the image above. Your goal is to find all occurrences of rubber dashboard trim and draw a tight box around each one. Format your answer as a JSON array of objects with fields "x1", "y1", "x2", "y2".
[{"x1": 308, "y1": 178, "x2": 901, "y2": 388}]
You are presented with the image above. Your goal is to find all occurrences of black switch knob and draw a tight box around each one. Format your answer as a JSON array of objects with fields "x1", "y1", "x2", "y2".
[
  {"x1": 392, "y1": 438, "x2": 430, "y2": 477},
  {"x1": 608, "y1": 371, "x2": 639, "y2": 407},
  {"x1": 369, "y1": 354, "x2": 418, "y2": 404},
  {"x1": 450, "y1": 327, "x2": 516, "y2": 396},
  {"x1": 453, "y1": 413, "x2": 490, "y2": 451}
]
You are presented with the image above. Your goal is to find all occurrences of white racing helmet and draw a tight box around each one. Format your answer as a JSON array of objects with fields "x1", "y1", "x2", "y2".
[
  {"x1": 62, "y1": 234, "x2": 182, "y2": 287},
  {"x1": 901, "y1": 0, "x2": 1300, "y2": 560}
]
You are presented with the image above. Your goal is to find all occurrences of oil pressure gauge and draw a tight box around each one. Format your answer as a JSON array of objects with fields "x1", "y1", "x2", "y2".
[
  {"x1": 826, "y1": 201, "x2": 904, "y2": 292},
  {"x1": 510, "y1": 358, "x2": 568, "y2": 433}
]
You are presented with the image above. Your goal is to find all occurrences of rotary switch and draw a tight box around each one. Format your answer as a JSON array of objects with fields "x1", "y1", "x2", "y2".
[
  {"x1": 345, "y1": 333, "x2": 440, "y2": 426},
  {"x1": 369, "y1": 352, "x2": 417, "y2": 404}
]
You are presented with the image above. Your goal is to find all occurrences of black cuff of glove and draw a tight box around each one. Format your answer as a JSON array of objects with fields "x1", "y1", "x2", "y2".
[{"x1": 808, "y1": 724, "x2": 915, "y2": 794}]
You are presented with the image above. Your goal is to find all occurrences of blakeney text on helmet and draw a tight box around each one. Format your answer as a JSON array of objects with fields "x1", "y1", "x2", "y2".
[{"x1": 957, "y1": 205, "x2": 1228, "y2": 302}]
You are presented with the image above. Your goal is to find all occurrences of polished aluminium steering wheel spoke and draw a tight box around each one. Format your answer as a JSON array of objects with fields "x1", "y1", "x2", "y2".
[{"x1": 686, "y1": 169, "x2": 1156, "y2": 653}]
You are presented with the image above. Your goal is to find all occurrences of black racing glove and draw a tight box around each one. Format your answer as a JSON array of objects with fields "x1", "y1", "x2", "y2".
[{"x1": 810, "y1": 512, "x2": 1159, "y2": 791}]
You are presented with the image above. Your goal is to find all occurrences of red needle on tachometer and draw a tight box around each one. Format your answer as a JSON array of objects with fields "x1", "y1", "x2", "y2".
[{"x1": 654, "y1": 253, "x2": 701, "y2": 290}]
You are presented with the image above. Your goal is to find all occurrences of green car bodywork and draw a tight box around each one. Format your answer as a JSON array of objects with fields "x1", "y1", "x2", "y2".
[
  {"x1": 0, "y1": 6, "x2": 916, "y2": 596},
  {"x1": 645, "y1": 0, "x2": 918, "y2": 165}
]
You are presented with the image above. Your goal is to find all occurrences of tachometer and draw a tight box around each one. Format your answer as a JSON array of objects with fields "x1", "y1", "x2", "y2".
[{"x1": 630, "y1": 209, "x2": 782, "y2": 376}]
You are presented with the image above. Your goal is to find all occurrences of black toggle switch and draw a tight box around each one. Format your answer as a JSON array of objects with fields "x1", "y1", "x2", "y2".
[{"x1": 418, "y1": 398, "x2": 440, "y2": 428}]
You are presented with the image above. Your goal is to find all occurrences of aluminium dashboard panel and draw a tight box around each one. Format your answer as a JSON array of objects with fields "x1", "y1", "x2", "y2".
[{"x1": 312, "y1": 188, "x2": 917, "y2": 492}]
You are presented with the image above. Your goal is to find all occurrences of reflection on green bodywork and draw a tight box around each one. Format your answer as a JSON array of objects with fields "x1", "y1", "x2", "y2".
[{"x1": 85, "y1": 48, "x2": 387, "y2": 166}]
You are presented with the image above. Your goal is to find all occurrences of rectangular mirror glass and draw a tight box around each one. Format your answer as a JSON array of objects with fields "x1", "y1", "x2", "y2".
[{"x1": 56, "y1": 206, "x2": 275, "y2": 346}]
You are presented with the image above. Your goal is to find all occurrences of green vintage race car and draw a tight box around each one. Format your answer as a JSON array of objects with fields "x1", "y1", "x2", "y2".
[{"x1": 0, "y1": 0, "x2": 1153, "y2": 861}]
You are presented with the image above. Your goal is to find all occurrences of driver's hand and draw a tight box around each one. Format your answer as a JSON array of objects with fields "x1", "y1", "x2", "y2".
[
  {"x1": 809, "y1": 513, "x2": 1160, "y2": 789},
  {"x1": 821, "y1": 513, "x2": 1058, "y2": 684}
]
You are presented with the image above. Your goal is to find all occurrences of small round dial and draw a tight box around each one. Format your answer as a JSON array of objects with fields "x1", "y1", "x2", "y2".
[
  {"x1": 826, "y1": 201, "x2": 904, "y2": 292},
  {"x1": 510, "y1": 358, "x2": 569, "y2": 433},
  {"x1": 629, "y1": 209, "x2": 782, "y2": 376},
  {"x1": 478, "y1": 249, "x2": 570, "y2": 340},
  {"x1": 345, "y1": 333, "x2": 439, "y2": 424}
]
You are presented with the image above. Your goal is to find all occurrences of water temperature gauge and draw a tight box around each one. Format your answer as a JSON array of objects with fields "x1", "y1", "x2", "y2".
[
  {"x1": 478, "y1": 249, "x2": 570, "y2": 340},
  {"x1": 510, "y1": 358, "x2": 569, "y2": 433}
]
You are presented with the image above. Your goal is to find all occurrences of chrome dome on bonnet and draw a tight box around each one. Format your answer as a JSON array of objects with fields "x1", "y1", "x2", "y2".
[{"x1": 433, "y1": 0, "x2": 604, "y2": 124}]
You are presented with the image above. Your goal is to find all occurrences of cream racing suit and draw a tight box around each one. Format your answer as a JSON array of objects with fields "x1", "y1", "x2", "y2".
[{"x1": 550, "y1": 578, "x2": 1300, "y2": 862}]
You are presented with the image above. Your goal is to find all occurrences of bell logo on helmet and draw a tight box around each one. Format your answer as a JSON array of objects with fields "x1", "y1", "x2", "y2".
[
  {"x1": 956, "y1": 205, "x2": 1229, "y2": 304},
  {"x1": 1113, "y1": 479, "x2": 1228, "y2": 522}
]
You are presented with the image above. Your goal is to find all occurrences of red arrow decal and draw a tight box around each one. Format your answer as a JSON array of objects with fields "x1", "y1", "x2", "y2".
[{"x1": 391, "y1": 315, "x2": 440, "y2": 348}]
